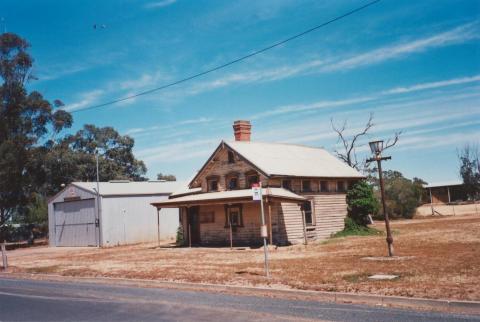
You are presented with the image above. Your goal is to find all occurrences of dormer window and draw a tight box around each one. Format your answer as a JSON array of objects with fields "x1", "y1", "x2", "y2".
[
  {"x1": 228, "y1": 177, "x2": 238, "y2": 190},
  {"x1": 207, "y1": 176, "x2": 219, "y2": 192},
  {"x1": 228, "y1": 151, "x2": 235, "y2": 164},
  {"x1": 247, "y1": 173, "x2": 259, "y2": 188}
]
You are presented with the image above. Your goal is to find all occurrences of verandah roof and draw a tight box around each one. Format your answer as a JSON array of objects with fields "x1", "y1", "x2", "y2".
[{"x1": 151, "y1": 188, "x2": 305, "y2": 208}]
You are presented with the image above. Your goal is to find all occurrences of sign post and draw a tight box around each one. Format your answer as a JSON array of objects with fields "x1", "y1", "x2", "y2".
[{"x1": 252, "y1": 182, "x2": 270, "y2": 278}]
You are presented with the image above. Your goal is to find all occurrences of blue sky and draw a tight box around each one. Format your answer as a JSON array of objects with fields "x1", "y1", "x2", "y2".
[{"x1": 3, "y1": 0, "x2": 480, "y2": 183}]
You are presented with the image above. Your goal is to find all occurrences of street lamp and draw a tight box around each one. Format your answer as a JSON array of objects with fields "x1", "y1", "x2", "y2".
[{"x1": 367, "y1": 140, "x2": 394, "y2": 257}]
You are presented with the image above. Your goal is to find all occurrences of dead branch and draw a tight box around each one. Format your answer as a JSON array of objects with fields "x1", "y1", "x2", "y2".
[
  {"x1": 331, "y1": 113, "x2": 374, "y2": 170},
  {"x1": 383, "y1": 131, "x2": 402, "y2": 151}
]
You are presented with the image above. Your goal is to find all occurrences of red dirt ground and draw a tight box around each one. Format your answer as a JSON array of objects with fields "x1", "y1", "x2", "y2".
[{"x1": 7, "y1": 215, "x2": 480, "y2": 301}]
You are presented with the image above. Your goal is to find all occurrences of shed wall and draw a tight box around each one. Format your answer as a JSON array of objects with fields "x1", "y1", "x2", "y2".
[{"x1": 101, "y1": 195, "x2": 178, "y2": 246}]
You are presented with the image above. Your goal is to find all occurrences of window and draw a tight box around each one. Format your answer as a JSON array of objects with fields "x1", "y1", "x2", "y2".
[
  {"x1": 320, "y1": 181, "x2": 329, "y2": 192},
  {"x1": 302, "y1": 201, "x2": 315, "y2": 226},
  {"x1": 282, "y1": 179, "x2": 292, "y2": 191},
  {"x1": 200, "y1": 212, "x2": 215, "y2": 223},
  {"x1": 247, "y1": 174, "x2": 259, "y2": 188},
  {"x1": 228, "y1": 177, "x2": 238, "y2": 190},
  {"x1": 302, "y1": 180, "x2": 312, "y2": 192},
  {"x1": 207, "y1": 178, "x2": 218, "y2": 191},
  {"x1": 337, "y1": 181, "x2": 346, "y2": 192},
  {"x1": 228, "y1": 151, "x2": 235, "y2": 164},
  {"x1": 225, "y1": 205, "x2": 243, "y2": 227}
]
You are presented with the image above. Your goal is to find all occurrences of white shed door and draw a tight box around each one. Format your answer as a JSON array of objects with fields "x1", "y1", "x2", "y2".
[{"x1": 54, "y1": 199, "x2": 98, "y2": 246}]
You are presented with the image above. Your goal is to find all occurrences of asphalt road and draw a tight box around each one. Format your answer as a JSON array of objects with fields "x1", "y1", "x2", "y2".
[{"x1": 0, "y1": 278, "x2": 478, "y2": 322}]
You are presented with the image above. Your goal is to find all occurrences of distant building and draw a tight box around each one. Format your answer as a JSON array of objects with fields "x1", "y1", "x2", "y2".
[
  {"x1": 152, "y1": 120, "x2": 363, "y2": 247},
  {"x1": 48, "y1": 181, "x2": 181, "y2": 247},
  {"x1": 424, "y1": 181, "x2": 468, "y2": 204},
  {"x1": 416, "y1": 181, "x2": 479, "y2": 217}
]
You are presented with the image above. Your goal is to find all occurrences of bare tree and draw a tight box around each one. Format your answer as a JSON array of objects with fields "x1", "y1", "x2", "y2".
[{"x1": 331, "y1": 113, "x2": 401, "y2": 171}]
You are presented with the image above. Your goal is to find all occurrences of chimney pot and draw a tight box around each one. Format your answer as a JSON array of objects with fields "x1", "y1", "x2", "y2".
[{"x1": 233, "y1": 120, "x2": 251, "y2": 141}]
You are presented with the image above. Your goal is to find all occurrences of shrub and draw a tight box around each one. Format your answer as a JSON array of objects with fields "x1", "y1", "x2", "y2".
[
  {"x1": 333, "y1": 217, "x2": 381, "y2": 238},
  {"x1": 176, "y1": 224, "x2": 184, "y2": 246},
  {"x1": 346, "y1": 180, "x2": 379, "y2": 225},
  {"x1": 381, "y1": 171, "x2": 425, "y2": 219}
]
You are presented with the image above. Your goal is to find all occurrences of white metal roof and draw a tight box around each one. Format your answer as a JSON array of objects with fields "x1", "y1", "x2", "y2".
[
  {"x1": 225, "y1": 141, "x2": 363, "y2": 178},
  {"x1": 152, "y1": 187, "x2": 305, "y2": 207},
  {"x1": 170, "y1": 187, "x2": 202, "y2": 197},
  {"x1": 424, "y1": 181, "x2": 463, "y2": 188},
  {"x1": 72, "y1": 181, "x2": 183, "y2": 196}
]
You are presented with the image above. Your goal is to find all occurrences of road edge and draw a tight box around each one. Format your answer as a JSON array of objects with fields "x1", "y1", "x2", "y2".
[{"x1": 0, "y1": 272, "x2": 479, "y2": 315}]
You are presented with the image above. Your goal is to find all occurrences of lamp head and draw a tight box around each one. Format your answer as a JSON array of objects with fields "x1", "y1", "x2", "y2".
[{"x1": 369, "y1": 140, "x2": 384, "y2": 155}]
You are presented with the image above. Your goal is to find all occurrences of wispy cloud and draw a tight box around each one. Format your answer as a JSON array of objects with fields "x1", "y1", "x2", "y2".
[
  {"x1": 125, "y1": 125, "x2": 160, "y2": 135},
  {"x1": 60, "y1": 21, "x2": 479, "y2": 110},
  {"x1": 321, "y1": 21, "x2": 479, "y2": 73},
  {"x1": 188, "y1": 60, "x2": 324, "y2": 95},
  {"x1": 184, "y1": 21, "x2": 479, "y2": 96},
  {"x1": 144, "y1": 0, "x2": 177, "y2": 9},
  {"x1": 178, "y1": 117, "x2": 213, "y2": 125},
  {"x1": 137, "y1": 138, "x2": 217, "y2": 163},
  {"x1": 251, "y1": 96, "x2": 374, "y2": 119},
  {"x1": 382, "y1": 75, "x2": 480, "y2": 95},
  {"x1": 393, "y1": 130, "x2": 480, "y2": 152},
  {"x1": 64, "y1": 90, "x2": 104, "y2": 112},
  {"x1": 250, "y1": 74, "x2": 480, "y2": 120}
]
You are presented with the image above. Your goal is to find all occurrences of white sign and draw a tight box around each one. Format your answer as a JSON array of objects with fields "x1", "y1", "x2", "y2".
[
  {"x1": 260, "y1": 225, "x2": 268, "y2": 238},
  {"x1": 252, "y1": 185, "x2": 262, "y2": 201}
]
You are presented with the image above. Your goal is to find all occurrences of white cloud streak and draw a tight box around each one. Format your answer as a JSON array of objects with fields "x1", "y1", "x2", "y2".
[
  {"x1": 185, "y1": 21, "x2": 479, "y2": 96},
  {"x1": 144, "y1": 0, "x2": 177, "y2": 9},
  {"x1": 383, "y1": 75, "x2": 480, "y2": 95},
  {"x1": 64, "y1": 90, "x2": 104, "y2": 112},
  {"x1": 250, "y1": 74, "x2": 480, "y2": 120},
  {"x1": 321, "y1": 21, "x2": 479, "y2": 73}
]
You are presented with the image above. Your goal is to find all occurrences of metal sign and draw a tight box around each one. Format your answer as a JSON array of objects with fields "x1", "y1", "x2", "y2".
[
  {"x1": 260, "y1": 225, "x2": 268, "y2": 238},
  {"x1": 68, "y1": 187, "x2": 76, "y2": 198},
  {"x1": 252, "y1": 183, "x2": 262, "y2": 201}
]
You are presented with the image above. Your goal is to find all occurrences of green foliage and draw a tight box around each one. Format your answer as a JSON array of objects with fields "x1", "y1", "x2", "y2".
[
  {"x1": 0, "y1": 33, "x2": 149, "y2": 235},
  {"x1": 346, "y1": 180, "x2": 379, "y2": 225},
  {"x1": 157, "y1": 173, "x2": 177, "y2": 181},
  {"x1": 0, "y1": 33, "x2": 72, "y2": 238},
  {"x1": 458, "y1": 144, "x2": 480, "y2": 200},
  {"x1": 176, "y1": 224, "x2": 185, "y2": 246},
  {"x1": 332, "y1": 217, "x2": 381, "y2": 238},
  {"x1": 24, "y1": 193, "x2": 47, "y2": 224},
  {"x1": 375, "y1": 171, "x2": 426, "y2": 219}
]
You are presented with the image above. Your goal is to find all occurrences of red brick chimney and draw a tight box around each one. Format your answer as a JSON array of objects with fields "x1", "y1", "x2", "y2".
[{"x1": 233, "y1": 120, "x2": 251, "y2": 141}]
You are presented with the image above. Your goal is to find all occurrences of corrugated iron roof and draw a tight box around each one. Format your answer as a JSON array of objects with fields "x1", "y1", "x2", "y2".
[
  {"x1": 424, "y1": 181, "x2": 463, "y2": 188},
  {"x1": 225, "y1": 141, "x2": 364, "y2": 178},
  {"x1": 152, "y1": 187, "x2": 305, "y2": 207},
  {"x1": 72, "y1": 181, "x2": 183, "y2": 196}
]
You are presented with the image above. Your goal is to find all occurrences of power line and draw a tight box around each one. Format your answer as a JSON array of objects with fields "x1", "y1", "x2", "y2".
[{"x1": 71, "y1": 0, "x2": 381, "y2": 114}]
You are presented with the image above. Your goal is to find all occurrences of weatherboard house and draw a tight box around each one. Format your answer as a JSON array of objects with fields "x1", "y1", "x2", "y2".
[{"x1": 152, "y1": 120, "x2": 363, "y2": 246}]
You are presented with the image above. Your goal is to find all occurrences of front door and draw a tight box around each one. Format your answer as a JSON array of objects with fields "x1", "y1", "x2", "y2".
[{"x1": 187, "y1": 206, "x2": 201, "y2": 245}]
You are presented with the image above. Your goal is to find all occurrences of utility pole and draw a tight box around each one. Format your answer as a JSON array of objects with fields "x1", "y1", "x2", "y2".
[
  {"x1": 1, "y1": 17, "x2": 6, "y2": 33},
  {"x1": 368, "y1": 140, "x2": 394, "y2": 257},
  {"x1": 95, "y1": 149, "x2": 101, "y2": 247}
]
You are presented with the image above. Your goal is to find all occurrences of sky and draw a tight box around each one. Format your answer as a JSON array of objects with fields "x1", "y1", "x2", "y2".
[{"x1": 2, "y1": 0, "x2": 480, "y2": 183}]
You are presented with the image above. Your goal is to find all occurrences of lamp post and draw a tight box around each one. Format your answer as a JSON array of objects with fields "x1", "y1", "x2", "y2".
[{"x1": 367, "y1": 140, "x2": 394, "y2": 257}]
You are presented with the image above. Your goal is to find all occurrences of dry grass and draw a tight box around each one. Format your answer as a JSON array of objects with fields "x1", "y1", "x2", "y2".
[{"x1": 8, "y1": 215, "x2": 480, "y2": 301}]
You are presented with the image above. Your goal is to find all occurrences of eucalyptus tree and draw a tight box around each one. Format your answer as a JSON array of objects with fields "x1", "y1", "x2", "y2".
[{"x1": 0, "y1": 33, "x2": 72, "y2": 241}]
